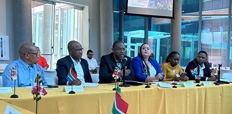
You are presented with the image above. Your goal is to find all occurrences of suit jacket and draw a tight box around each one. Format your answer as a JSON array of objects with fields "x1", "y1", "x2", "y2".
[
  {"x1": 56, "y1": 56, "x2": 92, "y2": 85},
  {"x1": 131, "y1": 56, "x2": 163, "y2": 82},
  {"x1": 185, "y1": 58, "x2": 211, "y2": 81},
  {"x1": 99, "y1": 53, "x2": 134, "y2": 83}
]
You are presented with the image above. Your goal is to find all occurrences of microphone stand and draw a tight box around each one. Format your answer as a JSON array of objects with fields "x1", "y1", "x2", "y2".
[
  {"x1": 10, "y1": 80, "x2": 18, "y2": 98},
  {"x1": 69, "y1": 85, "x2": 75, "y2": 94},
  {"x1": 119, "y1": 58, "x2": 130, "y2": 87},
  {"x1": 196, "y1": 65, "x2": 201, "y2": 87},
  {"x1": 10, "y1": 66, "x2": 18, "y2": 98}
]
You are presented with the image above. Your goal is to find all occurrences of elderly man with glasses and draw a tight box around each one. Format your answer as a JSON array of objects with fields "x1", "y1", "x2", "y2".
[{"x1": 2, "y1": 43, "x2": 47, "y2": 87}]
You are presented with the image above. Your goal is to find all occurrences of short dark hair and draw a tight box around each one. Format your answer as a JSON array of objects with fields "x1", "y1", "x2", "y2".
[
  {"x1": 198, "y1": 51, "x2": 208, "y2": 57},
  {"x1": 112, "y1": 40, "x2": 123, "y2": 49},
  {"x1": 87, "y1": 50, "x2": 93, "y2": 54},
  {"x1": 67, "y1": 40, "x2": 79, "y2": 52},
  {"x1": 165, "y1": 51, "x2": 180, "y2": 62}
]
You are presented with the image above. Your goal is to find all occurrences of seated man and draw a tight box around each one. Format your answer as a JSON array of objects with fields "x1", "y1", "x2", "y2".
[
  {"x1": 185, "y1": 51, "x2": 217, "y2": 81},
  {"x1": 56, "y1": 40, "x2": 92, "y2": 85},
  {"x1": 99, "y1": 40, "x2": 134, "y2": 83},
  {"x1": 84, "y1": 50, "x2": 99, "y2": 74},
  {"x1": 2, "y1": 43, "x2": 47, "y2": 87}
]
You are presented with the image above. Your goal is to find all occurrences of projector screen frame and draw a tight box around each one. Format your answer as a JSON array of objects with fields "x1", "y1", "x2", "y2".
[{"x1": 125, "y1": 0, "x2": 175, "y2": 19}]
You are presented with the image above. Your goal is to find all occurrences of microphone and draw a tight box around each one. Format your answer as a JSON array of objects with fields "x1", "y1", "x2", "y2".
[
  {"x1": 119, "y1": 56, "x2": 130, "y2": 87},
  {"x1": 121, "y1": 57, "x2": 127, "y2": 65}
]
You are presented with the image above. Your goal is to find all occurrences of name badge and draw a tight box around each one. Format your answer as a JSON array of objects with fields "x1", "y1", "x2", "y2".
[
  {"x1": 64, "y1": 86, "x2": 84, "y2": 93},
  {"x1": 202, "y1": 81, "x2": 212, "y2": 86},
  {"x1": 158, "y1": 82, "x2": 172, "y2": 88},
  {"x1": 0, "y1": 87, "x2": 12, "y2": 93},
  {"x1": 183, "y1": 82, "x2": 195, "y2": 88}
]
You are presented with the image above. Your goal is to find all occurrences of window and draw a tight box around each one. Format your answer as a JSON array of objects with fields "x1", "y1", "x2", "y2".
[{"x1": 32, "y1": 1, "x2": 87, "y2": 69}]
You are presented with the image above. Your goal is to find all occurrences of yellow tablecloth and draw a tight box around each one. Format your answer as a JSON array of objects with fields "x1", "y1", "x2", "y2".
[
  {"x1": 0, "y1": 82, "x2": 232, "y2": 114},
  {"x1": 0, "y1": 100, "x2": 35, "y2": 114}
]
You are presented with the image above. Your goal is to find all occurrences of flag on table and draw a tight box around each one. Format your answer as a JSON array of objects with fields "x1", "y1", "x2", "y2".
[
  {"x1": 11, "y1": 66, "x2": 17, "y2": 81},
  {"x1": 112, "y1": 87, "x2": 128, "y2": 114},
  {"x1": 31, "y1": 73, "x2": 47, "y2": 102},
  {"x1": 190, "y1": 67, "x2": 198, "y2": 76},
  {"x1": 112, "y1": 67, "x2": 120, "y2": 80},
  {"x1": 67, "y1": 66, "x2": 77, "y2": 82}
]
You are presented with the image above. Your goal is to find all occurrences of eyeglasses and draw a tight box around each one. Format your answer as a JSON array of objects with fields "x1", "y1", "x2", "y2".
[
  {"x1": 114, "y1": 48, "x2": 125, "y2": 52},
  {"x1": 73, "y1": 48, "x2": 83, "y2": 52},
  {"x1": 28, "y1": 52, "x2": 39, "y2": 57}
]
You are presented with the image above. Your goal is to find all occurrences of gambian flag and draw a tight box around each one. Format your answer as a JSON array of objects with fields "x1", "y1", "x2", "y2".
[
  {"x1": 112, "y1": 88, "x2": 128, "y2": 114},
  {"x1": 67, "y1": 67, "x2": 77, "y2": 82}
]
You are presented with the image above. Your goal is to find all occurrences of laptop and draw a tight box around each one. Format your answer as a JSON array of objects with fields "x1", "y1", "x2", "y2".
[{"x1": 220, "y1": 69, "x2": 232, "y2": 82}]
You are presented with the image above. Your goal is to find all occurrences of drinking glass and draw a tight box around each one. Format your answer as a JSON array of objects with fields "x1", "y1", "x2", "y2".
[{"x1": 195, "y1": 75, "x2": 201, "y2": 86}]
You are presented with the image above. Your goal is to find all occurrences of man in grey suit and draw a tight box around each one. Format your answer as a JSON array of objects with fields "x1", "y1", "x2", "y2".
[{"x1": 99, "y1": 40, "x2": 134, "y2": 83}]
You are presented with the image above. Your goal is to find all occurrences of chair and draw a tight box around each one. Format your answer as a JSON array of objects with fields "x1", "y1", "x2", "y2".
[
  {"x1": 91, "y1": 74, "x2": 99, "y2": 83},
  {"x1": 0, "y1": 75, "x2": 3, "y2": 87},
  {"x1": 44, "y1": 70, "x2": 58, "y2": 85}
]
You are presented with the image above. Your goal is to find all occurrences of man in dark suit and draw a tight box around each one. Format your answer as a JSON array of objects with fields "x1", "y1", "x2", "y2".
[
  {"x1": 99, "y1": 40, "x2": 134, "y2": 83},
  {"x1": 56, "y1": 40, "x2": 92, "y2": 85},
  {"x1": 185, "y1": 51, "x2": 216, "y2": 81}
]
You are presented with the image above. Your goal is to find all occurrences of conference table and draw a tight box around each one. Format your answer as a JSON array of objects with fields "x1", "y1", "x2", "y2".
[
  {"x1": 0, "y1": 100, "x2": 35, "y2": 114},
  {"x1": 0, "y1": 82, "x2": 232, "y2": 114}
]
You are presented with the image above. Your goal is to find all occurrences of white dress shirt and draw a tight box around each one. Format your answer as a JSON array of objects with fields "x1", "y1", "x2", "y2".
[
  {"x1": 70, "y1": 57, "x2": 85, "y2": 85},
  {"x1": 84, "y1": 57, "x2": 99, "y2": 70}
]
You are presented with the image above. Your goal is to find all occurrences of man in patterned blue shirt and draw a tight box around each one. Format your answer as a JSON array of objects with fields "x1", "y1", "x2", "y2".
[{"x1": 2, "y1": 43, "x2": 47, "y2": 87}]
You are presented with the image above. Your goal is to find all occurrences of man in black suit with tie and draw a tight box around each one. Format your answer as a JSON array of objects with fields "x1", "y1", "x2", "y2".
[
  {"x1": 99, "y1": 40, "x2": 134, "y2": 83},
  {"x1": 56, "y1": 40, "x2": 92, "y2": 85}
]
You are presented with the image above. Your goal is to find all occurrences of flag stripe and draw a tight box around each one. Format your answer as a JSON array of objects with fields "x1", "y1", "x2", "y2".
[
  {"x1": 67, "y1": 67, "x2": 77, "y2": 82},
  {"x1": 32, "y1": 73, "x2": 47, "y2": 102},
  {"x1": 115, "y1": 92, "x2": 128, "y2": 113},
  {"x1": 112, "y1": 101, "x2": 124, "y2": 114},
  {"x1": 112, "y1": 90, "x2": 128, "y2": 114}
]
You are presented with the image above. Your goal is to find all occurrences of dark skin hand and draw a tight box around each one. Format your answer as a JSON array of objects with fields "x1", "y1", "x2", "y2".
[
  {"x1": 173, "y1": 76, "x2": 189, "y2": 81},
  {"x1": 69, "y1": 78, "x2": 82, "y2": 85},
  {"x1": 118, "y1": 66, "x2": 131, "y2": 77},
  {"x1": 90, "y1": 69, "x2": 97, "y2": 74},
  {"x1": 207, "y1": 76, "x2": 217, "y2": 81}
]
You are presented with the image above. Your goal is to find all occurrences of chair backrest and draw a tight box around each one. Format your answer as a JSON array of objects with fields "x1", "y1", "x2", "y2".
[
  {"x1": 0, "y1": 75, "x2": 3, "y2": 87},
  {"x1": 91, "y1": 74, "x2": 99, "y2": 83},
  {"x1": 44, "y1": 70, "x2": 58, "y2": 85}
]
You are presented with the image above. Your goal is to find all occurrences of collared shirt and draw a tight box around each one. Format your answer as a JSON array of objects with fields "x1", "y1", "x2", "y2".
[
  {"x1": 70, "y1": 57, "x2": 85, "y2": 85},
  {"x1": 2, "y1": 58, "x2": 47, "y2": 87},
  {"x1": 113, "y1": 55, "x2": 122, "y2": 71},
  {"x1": 84, "y1": 57, "x2": 98, "y2": 70},
  {"x1": 199, "y1": 64, "x2": 205, "y2": 77}
]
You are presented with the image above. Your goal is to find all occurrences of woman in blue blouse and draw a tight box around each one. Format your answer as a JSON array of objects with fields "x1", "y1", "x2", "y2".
[{"x1": 132, "y1": 43, "x2": 163, "y2": 82}]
